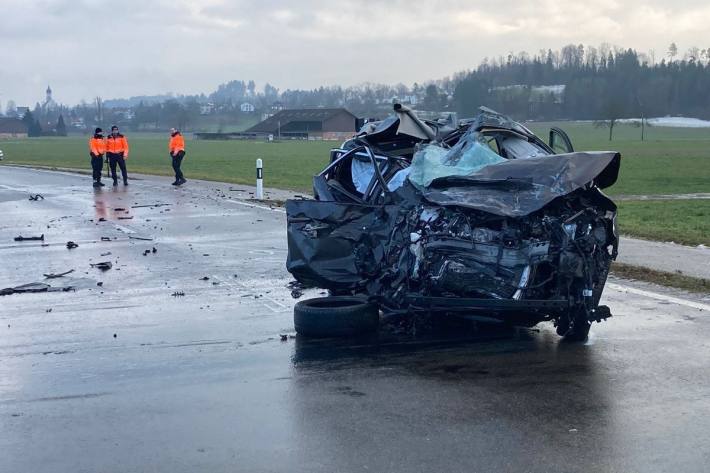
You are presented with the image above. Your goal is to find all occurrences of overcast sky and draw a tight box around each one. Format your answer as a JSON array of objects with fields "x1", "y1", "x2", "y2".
[{"x1": 2, "y1": 0, "x2": 710, "y2": 106}]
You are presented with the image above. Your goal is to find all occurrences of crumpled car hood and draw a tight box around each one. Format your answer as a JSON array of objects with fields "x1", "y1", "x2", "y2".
[{"x1": 418, "y1": 151, "x2": 620, "y2": 217}]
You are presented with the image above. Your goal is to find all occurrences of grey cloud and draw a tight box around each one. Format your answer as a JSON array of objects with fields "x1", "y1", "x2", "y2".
[{"x1": 1, "y1": 0, "x2": 710, "y2": 105}]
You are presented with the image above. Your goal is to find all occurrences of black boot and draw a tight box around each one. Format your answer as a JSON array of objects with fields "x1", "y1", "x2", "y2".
[
  {"x1": 93, "y1": 181, "x2": 101, "y2": 188},
  {"x1": 113, "y1": 179, "x2": 118, "y2": 186}
]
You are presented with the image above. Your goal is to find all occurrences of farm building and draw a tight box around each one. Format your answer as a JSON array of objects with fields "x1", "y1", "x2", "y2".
[
  {"x1": 0, "y1": 118, "x2": 28, "y2": 138},
  {"x1": 246, "y1": 108, "x2": 358, "y2": 140}
]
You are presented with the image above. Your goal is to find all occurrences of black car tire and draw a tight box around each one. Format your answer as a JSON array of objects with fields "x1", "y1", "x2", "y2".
[
  {"x1": 294, "y1": 296, "x2": 379, "y2": 338},
  {"x1": 562, "y1": 306, "x2": 592, "y2": 341}
]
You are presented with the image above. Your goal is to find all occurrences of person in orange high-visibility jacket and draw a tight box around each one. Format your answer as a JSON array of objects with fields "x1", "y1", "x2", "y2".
[
  {"x1": 88, "y1": 127, "x2": 106, "y2": 188},
  {"x1": 169, "y1": 128, "x2": 187, "y2": 186},
  {"x1": 106, "y1": 125, "x2": 130, "y2": 185}
]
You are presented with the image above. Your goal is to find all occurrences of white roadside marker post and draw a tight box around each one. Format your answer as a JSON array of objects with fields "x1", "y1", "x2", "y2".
[{"x1": 256, "y1": 158, "x2": 264, "y2": 200}]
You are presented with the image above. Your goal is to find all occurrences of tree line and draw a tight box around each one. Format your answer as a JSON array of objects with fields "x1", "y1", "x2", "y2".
[
  {"x1": 454, "y1": 43, "x2": 710, "y2": 121},
  {"x1": 4, "y1": 43, "x2": 710, "y2": 134}
]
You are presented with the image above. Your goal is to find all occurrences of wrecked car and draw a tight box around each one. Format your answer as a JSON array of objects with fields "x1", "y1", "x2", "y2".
[{"x1": 287, "y1": 105, "x2": 620, "y2": 341}]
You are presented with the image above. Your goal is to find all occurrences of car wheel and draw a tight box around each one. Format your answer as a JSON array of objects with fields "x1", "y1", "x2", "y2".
[
  {"x1": 294, "y1": 296, "x2": 379, "y2": 338},
  {"x1": 562, "y1": 306, "x2": 591, "y2": 341}
]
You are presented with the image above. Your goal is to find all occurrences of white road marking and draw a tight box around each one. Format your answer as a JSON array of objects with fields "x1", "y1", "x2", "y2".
[
  {"x1": 113, "y1": 224, "x2": 135, "y2": 234},
  {"x1": 222, "y1": 198, "x2": 287, "y2": 214},
  {"x1": 607, "y1": 283, "x2": 710, "y2": 312},
  {"x1": 212, "y1": 274, "x2": 289, "y2": 313}
]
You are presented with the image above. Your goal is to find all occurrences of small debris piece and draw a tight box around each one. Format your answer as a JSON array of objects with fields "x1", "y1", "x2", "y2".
[
  {"x1": 113, "y1": 333, "x2": 117, "y2": 338},
  {"x1": 113, "y1": 208, "x2": 127, "y2": 211},
  {"x1": 143, "y1": 250, "x2": 150, "y2": 256},
  {"x1": 118, "y1": 216, "x2": 133, "y2": 220},
  {"x1": 28, "y1": 194, "x2": 45, "y2": 201},
  {"x1": 171, "y1": 291, "x2": 185, "y2": 297},
  {"x1": 287, "y1": 280, "x2": 309, "y2": 299},
  {"x1": 66, "y1": 241, "x2": 79, "y2": 249},
  {"x1": 1, "y1": 282, "x2": 74, "y2": 296},
  {"x1": 100, "y1": 237, "x2": 111, "y2": 241},
  {"x1": 46, "y1": 308, "x2": 52, "y2": 313},
  {"x1": 152, "y1": 247, "x2": 157, "y2": 253},
  {"x1": 131, "y1": 203, "x2": 172, "y2": 208},
  {"x1": 43, "y1": 269, "x2": 74, "y2": 279},
  {"x1": 100, "y1": 252, "x2": 112, "y2": 256},
  {"x1": 129, "y1": 235, "x2": 153, "y2": 241},
  {"x1": 280, "y1": 334, "x2": 288, "y2": 341},
  {"x1": 14, "y1": 234, "x2": 44, "y2": 242},
  {"x1": 90, "y1": 261, "x2": 112, "y2": 271},
  {"x1": 200, "y1": 276, "x2": 210, "y2": 281},
  {"x1": 97, "y1": 282, "x2": 104, "y2": 287},
  {"x1": 98, "y1": 218, "x2": 106, "y2": 222}
]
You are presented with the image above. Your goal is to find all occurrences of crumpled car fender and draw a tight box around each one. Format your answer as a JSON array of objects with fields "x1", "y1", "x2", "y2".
[{"x1": 286, "y1": 200, "x2": 400, "y2": 289}]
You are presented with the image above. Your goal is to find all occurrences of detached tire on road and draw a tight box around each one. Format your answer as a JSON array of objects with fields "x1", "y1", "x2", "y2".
[{"x1": 294, "y1": 296, "x2": 379, "y2": 338}]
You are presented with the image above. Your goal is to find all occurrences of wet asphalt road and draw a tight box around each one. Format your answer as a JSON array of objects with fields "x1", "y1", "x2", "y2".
[{"x1": 1, "y1": 166, "x2": 710, "y2": 473}]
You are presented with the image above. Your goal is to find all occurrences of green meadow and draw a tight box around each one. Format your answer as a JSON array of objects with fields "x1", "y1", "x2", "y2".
[{"x1": 2, "y1": 122, "x2": 709, "y2": 244}]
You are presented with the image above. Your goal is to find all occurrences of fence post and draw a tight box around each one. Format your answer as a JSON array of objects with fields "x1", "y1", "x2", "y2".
[{"x1": 256, "y1": 158, "x2": 263, "y2": 199}]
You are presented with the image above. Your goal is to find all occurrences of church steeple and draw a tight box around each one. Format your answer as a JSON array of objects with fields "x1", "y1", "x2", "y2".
[{"x1": 46, "y1": 85, "x2": 52, "y2": 102}]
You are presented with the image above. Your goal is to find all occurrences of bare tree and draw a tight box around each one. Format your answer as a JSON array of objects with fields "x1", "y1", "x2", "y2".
[
  {"x1": 5, "y1": 99, "x2": 17, "y2": 117},
  {"x1": 686, "y1": 46, "x2": 700, "y2": 62},
  {"x1": 668, "y1": 42, "x2": 678, "y2": 61}
]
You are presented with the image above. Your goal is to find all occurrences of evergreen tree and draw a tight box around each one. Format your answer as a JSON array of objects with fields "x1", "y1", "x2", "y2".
[
  {"x1": 56, "y1": 114, "x2": 67, "y2": 136},
  {"x1": 21, "y1": 110, "x2": 42, "y2": 137}
]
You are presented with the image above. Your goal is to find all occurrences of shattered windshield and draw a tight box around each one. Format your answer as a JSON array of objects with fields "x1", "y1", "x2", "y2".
[{"x1": 407, "y1": 131, "x2": 505, "y2": 187}]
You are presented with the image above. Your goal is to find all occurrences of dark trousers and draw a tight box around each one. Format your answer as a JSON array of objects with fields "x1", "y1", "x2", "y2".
[
  {"x1": 172, "y1": 151, "x2": 185, "y2": 181},
  {"x1": 90, "y1": 154, "x2": 104, "y2": 181},
  {"x1": 107, "y1": 152, "x2": 128, "y2": 183}
]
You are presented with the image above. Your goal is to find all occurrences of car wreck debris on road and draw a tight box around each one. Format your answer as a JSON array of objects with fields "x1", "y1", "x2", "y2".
[
  {"x1": 287, "y1": 105, "x2": 621, "y2": 340},
  {"x1": 1, "y1": 282, "x2": 75, "y2": 296},
  {"x1": 90, "y1": 261, "x2": 112, "y2": 271},
  {"x1": 43, "y1": 269, "x2": 75, "y2": 279},
  {"x1": 14, "y1": 234, "x2": 44, "y2": 242}
]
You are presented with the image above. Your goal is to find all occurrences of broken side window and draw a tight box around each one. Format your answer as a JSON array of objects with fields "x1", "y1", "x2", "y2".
[{"x1": 499, "y1": 136, "x2": 549, "y2": 160}]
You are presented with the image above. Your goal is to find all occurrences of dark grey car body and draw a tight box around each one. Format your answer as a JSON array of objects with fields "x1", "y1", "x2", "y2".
[{"x1": 286, "y1": 106, "x2": 620, "y2": 336}]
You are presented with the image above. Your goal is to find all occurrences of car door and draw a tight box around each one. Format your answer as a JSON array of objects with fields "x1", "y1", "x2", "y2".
[
  {"x1": 286, "y1": 199, "x2": 398, "y2": 290},
  {"x1": 548, "y1": 127, "x2": 574, "y2": 154}
]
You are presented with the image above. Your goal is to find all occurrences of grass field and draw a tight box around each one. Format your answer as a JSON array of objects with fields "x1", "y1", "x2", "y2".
[
  {"x1": 0, "y1": 134, "x2": 332, "y2": 191},
  {"x1": 616, "y1": 200, "x2": 710, "y2": 246},
  {"x1": 527, "y1": 122, "x2": 710, "y2": 196},
  {"x1": 1, "y1": 122, "x2": 709, "y2": 244}
]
